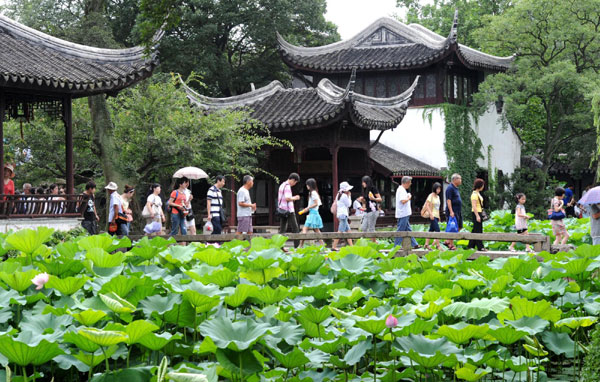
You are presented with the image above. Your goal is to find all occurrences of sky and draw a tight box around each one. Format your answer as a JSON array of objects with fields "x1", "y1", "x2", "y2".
[{"x1": 326, "y1": 0, "x2": 405, "y2": 40}]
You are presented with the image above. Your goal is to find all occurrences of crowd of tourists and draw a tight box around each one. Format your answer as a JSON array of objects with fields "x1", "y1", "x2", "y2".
[{"x1": 73, "y1": 170, "x2": 600, "y2": 250}]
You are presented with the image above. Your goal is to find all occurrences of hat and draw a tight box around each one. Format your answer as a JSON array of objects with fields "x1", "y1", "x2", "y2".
[
  {"x1": 104, "y1": 182, "x2": 118, "y2": 191},
  {"x1": 4, "y1": 164, "x2": 14, "y2": 178},
  {"x1": 339, "y1": 181, "x2": 353, "y2": 192}
]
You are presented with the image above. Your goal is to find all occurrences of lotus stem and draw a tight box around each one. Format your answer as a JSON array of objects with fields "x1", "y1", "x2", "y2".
[
  {"x1": 102, "y1": 346, "x2": 110, "y2": 373},
  {"x1": 372, "y1": 334, "x2": 377, "y2": 382},
  {"x1": 239, "y1": 351, "x2": 244, "y2": 382},
  {"x1": 22, "y1": 366, "x2": 28, "y2": 382}
]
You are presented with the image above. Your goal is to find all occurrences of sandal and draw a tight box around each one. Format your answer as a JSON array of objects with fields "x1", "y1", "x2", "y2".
[
  {"x1": 424, "y1": 245, "x2": 432, "y2": 250},
  {"x1": 509, "y1": 248, "x2": 517, "y2": 252}
]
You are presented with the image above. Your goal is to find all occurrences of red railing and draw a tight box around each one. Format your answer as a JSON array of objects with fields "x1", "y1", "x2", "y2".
[{"x1": 0, "y1": 194, "x2": 85, "y2": 219}]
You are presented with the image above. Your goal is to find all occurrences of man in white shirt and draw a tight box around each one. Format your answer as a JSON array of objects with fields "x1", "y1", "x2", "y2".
[
  {"x1": 394, "y1": 176, "x2": 419, "y2": 248},
  {"x1": 207, "y1": 175, "x2": 226, "y2": 234},
  {"x1": 236, "y1": 175, "x2": 256, "y2": 234}
]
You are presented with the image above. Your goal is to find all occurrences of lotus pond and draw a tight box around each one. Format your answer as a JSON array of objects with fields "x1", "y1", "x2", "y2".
[{"x1": 0, "y1": 227, "x2": 599, "y2": 382}]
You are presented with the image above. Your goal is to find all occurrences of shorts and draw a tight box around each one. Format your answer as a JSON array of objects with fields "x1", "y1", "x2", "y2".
[
  {"x1": 237, "y1": 216, "x2": 253, "y2": 233},
  {"x1": 338, "y1": 216, "x2": 350, "y2": 232},
  {"x1": 186, "y1": 218, "x2": 196, "y2": 230},
  {"x1": 361, "y1": 211, "x2": 378, "y2": 232},
  {"x1": 551, "y1": 220, "x2": 567, "y2": 236},
  {"x1": 517, "y1": 228, "x2": 528, "y2": 234},
  {"x1": 428, "y1": 217, "x2": 440, "y2": 232}
]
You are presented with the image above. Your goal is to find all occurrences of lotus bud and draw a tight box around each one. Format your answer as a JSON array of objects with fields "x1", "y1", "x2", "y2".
[
  {"x1": 31, "y1": 272, "x2": 50, "y2": 290},
  {"x1": 385, "y1": 314, "x2": 398, "y2": 328}
]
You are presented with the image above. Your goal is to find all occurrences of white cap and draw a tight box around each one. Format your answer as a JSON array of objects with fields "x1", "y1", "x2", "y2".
[
  {"x1": 339, "y1": 181, "x2": 353, "y2": 192},
  {"x1": 104, "y1": 182, "x2": 118, "y2": 191}
]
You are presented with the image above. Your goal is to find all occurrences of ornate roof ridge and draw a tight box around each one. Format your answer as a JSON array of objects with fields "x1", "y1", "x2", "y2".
[
  {"x1": 183, "y1": 80, "x2": 287, "y2": 109},
  {"x1": 0, "y1": 14, "x2": 160, "y2": 63}
]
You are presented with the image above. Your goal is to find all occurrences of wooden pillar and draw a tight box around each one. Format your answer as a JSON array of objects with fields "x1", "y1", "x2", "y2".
[
  {"x1": 332, "y1": 146, "x2": 339, "y2": 231},
  {"x1": 62, "y1": 97, "x2": 74, "y2": 195},
  {"x1": 0, "y1": 91, "x2": 4, "y2": 187}
]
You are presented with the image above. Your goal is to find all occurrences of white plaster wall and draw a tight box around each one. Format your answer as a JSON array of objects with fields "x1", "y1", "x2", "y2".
[
  {"x1": 370, "y1": 105, "x2": 522, "y2": 176},
  {"x1": 372, "y1": 107, "x2": 448, "y2": 169},
  {"x1": 0, "y1": 218, "x2": 82, "y2": 233}
]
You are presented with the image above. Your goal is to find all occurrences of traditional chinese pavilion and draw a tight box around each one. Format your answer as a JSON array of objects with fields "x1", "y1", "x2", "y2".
[
  {"x1": 186, "y1": 12, "x2": 519, "y2": 229},
  {"x1": 0, "y1": 14, "x2": 160, "y2": 224}
]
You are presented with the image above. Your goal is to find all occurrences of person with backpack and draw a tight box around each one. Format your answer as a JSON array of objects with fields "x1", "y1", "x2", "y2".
[
  {"x1": 168, "y1": 177, "x2": 190, "y2": 236},
  {"x1": 332, "y1": 181, "x2": 354, "y2": 251},
  {"x1": 80, "y1": 181, "x2": 99, "y2": 235},
  {"x1": 277, "y1": 173, "x2": 301, "y2": 248}
]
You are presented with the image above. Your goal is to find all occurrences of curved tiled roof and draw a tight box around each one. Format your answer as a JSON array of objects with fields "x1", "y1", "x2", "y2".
[
  {"x1": 370, "y1": 142, "x2": 440, "y2": 177},
  {"x1": 278, "y1": 11, "x2": 513, "y2": 72},
  {"x1": 183, "y1": 71, "x2": 418, "y2": 131},
  {"x1": 0, "y1": 14, "x2": 161, "y2": 96}
]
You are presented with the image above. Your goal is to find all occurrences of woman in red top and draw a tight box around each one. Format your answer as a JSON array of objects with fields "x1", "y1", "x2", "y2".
[{"x1": 3, "y1": 164, "x2": 15, "y2": 195}]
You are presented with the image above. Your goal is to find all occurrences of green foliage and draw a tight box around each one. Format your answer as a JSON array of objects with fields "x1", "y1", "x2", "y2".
[
  {"x1": 582, "y1": 326, "x2": 600, "y2": 381},
  {"x1": 440, "y1": 104, "x2": 483, "y2": 219}
]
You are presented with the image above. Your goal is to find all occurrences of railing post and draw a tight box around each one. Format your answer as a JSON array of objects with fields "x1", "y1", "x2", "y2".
[{"x1": 402, "y1": 235, "x2": 412, "y2": 255}]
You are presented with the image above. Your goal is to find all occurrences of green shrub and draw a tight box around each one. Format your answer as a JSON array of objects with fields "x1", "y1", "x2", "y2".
[{"x1": 583, "y1": 325, "x2": 600, "y2": 382}]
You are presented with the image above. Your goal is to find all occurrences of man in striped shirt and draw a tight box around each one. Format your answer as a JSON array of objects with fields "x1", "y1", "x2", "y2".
[
  {"x1": 207, "y1": 175, "x2": 225, "y2": 234},
  {"x1": 278, "y1": 173, "x2": 301, "y2": 248}
]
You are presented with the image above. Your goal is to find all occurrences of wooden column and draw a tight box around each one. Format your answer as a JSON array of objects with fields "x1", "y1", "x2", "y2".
[
  {"x1": 268, "y1": 181, "x2": 274, "y2": 226},
  {"x1": 332, "y1": 146, "x2": 339, "y2": 231},
  {"x1": 62, "y1": 97, "x2": 74, "y2": 195},
  {"x1": 0, "y1": 91, "x2": 4, "y2": 186}
]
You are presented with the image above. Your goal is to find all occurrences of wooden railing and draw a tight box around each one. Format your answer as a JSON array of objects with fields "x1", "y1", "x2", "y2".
[
  {"x1": 130, "y1": 231, "x2": 551, "y2": 253},
  {"x1": 0, "y1": 194, "x2": 85, "y2": 219}
]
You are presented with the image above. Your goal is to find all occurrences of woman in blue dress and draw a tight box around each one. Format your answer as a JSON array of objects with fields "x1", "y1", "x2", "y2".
[{"x1": 299, "y1": 178, "x2": 326, "y2": 247}]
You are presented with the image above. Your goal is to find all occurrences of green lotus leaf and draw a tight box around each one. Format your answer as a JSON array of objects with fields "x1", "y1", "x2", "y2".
[
  {"x1": 488, "y1": 326, "x2": 527, "y2": 345},
  {"x1": 182, "y1": 290, "x2": 220, "y2": 311},
  {"x1": 396, "y1": 316, "x2": 438, "y2": 336},
  {"x1": 355, "y1": 318, "x2": 387, "y2": 335},
  {"x1": 491, "y1": 274, "x2": 514, "y2": 294},
  {"x1": 268, "y1": 346, "x2": 310, "y2": 369},
  {"x1": 161, "y1": 245, "x2": 196, "y2": 264},
  {"x1": 455, "y1": 276, "x2": 485, "y2": 291},
  {"x1": 523, "y1": 343, "x2": 548, "y2": 357},
  {"x1": 437, "y1": 323, "x2": 489, "y2": 344},
  {"x1": 78, "y1": 235, "x2": 116, "y2": 252},
  {"x1": 513, "y1": 279, "x2": 569, "y2": 299},
  {"x1": 194, "y1": 336, "x2": 217, "y2": 355},
  {"x1": 193, "y1": 247, "x2": 231, "y2": 266},
  {"x1": 90, "y1": 366, "x2": 155, "y2": 382},
  {"x1": 290, "y1": 254, "x2": 325, "y2": 274},
  {"x1": 338, "y1": 244, "x2": 379, "y2": 259},
  {"x1": 553, "y1": 258, "x2": 592, "y2": 276},
  {"x1": 137, "y1": 332, "x2": 182, "y2": 351},
  {"x1": 242, "y1": 248, "x2": 283, "y2": 270},
  {"x1": 140, "y1": 294, "x2": 182, "y2": 316},
  {"x1": 443, "y1": 297, "x2": 510, "y2": 320},
  {"x1": 506, "y1": 316, "x2": 549, "y2": 335},
  {"x1": 198, "y1": 316, "x2": 272, "y2": 351},
  {"x1": 395, "y1": 334, "x2": 459, "y2": 368},
  {"x1": 99, "y1": 292, "x2": 136, "y2": 314},
  {"x1": 38, "y1": 257, "x2": 85, "y2": 277},
  {"x1": 72, "y1": 346, "x2": 118, "y2": 367},
  {"x1": 215, "y1": 348, "x2": 263, "y2": 377},
  {"x1": 86, "y1": 248, "x2": 125, "y2": 268},
  {"x1": 300, "y1": 336, "x2": 348, "y2": 354},
  {"x1": 249, "y1": 235, "x2": 287, "y2": 252},
  {"x1": 455, "y1": 364, "x2": 490, "y2": 381},
  {"x1": 330, "y1": 287, "x2": 366, "y2": 308},
  {"x1": 486, "y1": 356, "x2": 529, "y2": 372},
  {"x1": 46, "y1": 275, "x2": 88, "y2": 295},
  {"x1": 554, "y1": 316, "x2": 598, "y2": 330},
  {"x1": 398, "y1": 269, "x2": 445, "y2": 290},
  {"x1": 239, "y1": 268, "x2": 284, "y2": 284},
  {"x1": 415, "y1": 298, "x2": 451, "y2": 319},
  {"x1": 251, "y1": 285, "x2": 290, "y2": 305},
  {"x1": 0, "y1": 269, "x2": 39, "y2": 292},
  {"x1": 541, "y1": 331, "x2": 583, "y2": 358},
  {"x1": 99, "y1": 275, "x2": 143, "y2": 298},
  {"x1": 344, "y1": 340, "x2": 372, "y2": 366},
  {"x1": 421, "y1": 285, "x2": 463, "y2": 303},
  {"x1": 297, "y1": 305, "x2": 331, "y2": 325},
  {"x1": 5, "y1": 227, "x2": 54, "y2": 256},
  {"x1": 354, "y1": 297, "x2": 382, "y2": 317},
  {"x1": 497, "y1": 296, "x2": 561, "y2": 323},
  {"x1": 78, "y1": 328, "x2": 128, "y2": 347},
  {"x1": 20, "y1": 312, "x2": 72, "y2": 340},
  {"x1": 0, "y1": 333, "x2": 64, "y2": 366},
  {"x1": 502, "y1": 258, "x2": 540, "y2": 281},
  {"x1": 224, "y1": 284, "x2": 259, "y2": 308},
  {"x1": 63, "y1": 331, "x2": 101, "y2": 353},
  {"x1": 329, "y1": 254, "x2": 373, "y2": 274},
  {"x1": 166, "y1": 372, "x2": 209, "y2": 382},
  {"x1": 188, "y1": 267, "x2": 237, "y2": 288},
  {"x1": 0, "y1": 288, "x2": 26, "y2": 307},
  {"x1": 124, "y1": 320, "x2": 160, "y2": 344}
]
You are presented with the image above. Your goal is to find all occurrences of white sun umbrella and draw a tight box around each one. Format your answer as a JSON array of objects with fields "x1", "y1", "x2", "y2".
[{"x1": 173, "y1": 167, "x2": 208, "y2": 180}]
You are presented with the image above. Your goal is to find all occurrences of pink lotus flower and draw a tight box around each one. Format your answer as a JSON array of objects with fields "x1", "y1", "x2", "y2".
[
  {"x1": 385, "y1": 314, "x2": 398, "y2": 328},
  {"x1": 31, "y1": 273, "x2": 50, "y2": 290}
]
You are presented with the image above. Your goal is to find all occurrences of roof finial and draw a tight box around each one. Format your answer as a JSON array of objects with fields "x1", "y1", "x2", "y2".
[{"x1": 446, "y1": 9, "x2": 459, "y2": 45}]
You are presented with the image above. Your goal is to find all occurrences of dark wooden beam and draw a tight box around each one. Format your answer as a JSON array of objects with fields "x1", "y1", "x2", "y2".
[
  {"x1": 62, "y1": 96, "x2": 74, "y2": 195},
  {"x1": 0, "y1": 90, "x2": 4, "y2": 186}
]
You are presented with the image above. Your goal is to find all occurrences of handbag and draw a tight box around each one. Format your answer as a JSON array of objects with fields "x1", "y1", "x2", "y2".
[
  {"x1": 276, "y1": 183, "x2": 291, "y2": 218},
  {"x1": 421, "y1": 195, "x2": 431, "y2": 218},
  {"x1": 116, "y1": 212, "x2": 128, "y2": 223},
  {"x1": 445, "y1": 216, "x2": 459, "y2": 233},
  {"x1": 548, "y1": 199, "x2": 566, "y2": 220},
  {"x1": 478, "y1": 194, "x2": 489, "y2": 221},
  {"x1": 142, "y1": 205, "x2": 152, "y2": 218},
  {"x1": 108, "y1": 222, "x2": 118, "y2": 233}
]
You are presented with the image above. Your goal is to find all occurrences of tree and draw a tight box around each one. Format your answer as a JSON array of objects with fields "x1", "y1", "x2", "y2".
[
  {"x1": 474, "y1": 0, "x2": 599, "y2": 181},
  {"x1": 138, "y1": 0, "x2": 340, "y2": 96},
  {"x1": 397, "y1": 0, "x2": 513, "y2": 49}
]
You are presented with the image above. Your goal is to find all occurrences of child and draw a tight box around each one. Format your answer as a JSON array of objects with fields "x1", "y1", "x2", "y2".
[
  {"x1": 332, "y1": 182, "x2": 354, "y2": 251},
  {"x1": 353, "y1": 196, "x2": 366, "y2": 216},
  {"x1": 509, "y1": 193, "x2": 532, "y2": 252},
  {"x1": 299, "y1": 178, "x2": 325, "y2": 247},
  {"x1": 551, "y1": 187, "x2": 570, "y2": 245}
]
